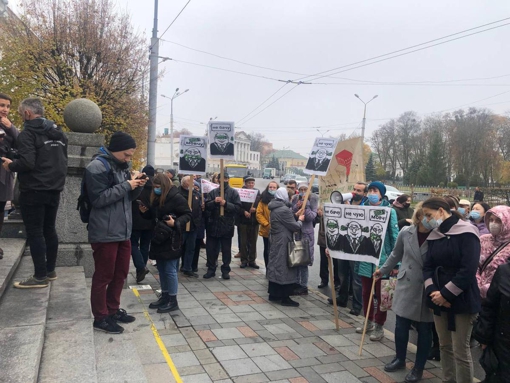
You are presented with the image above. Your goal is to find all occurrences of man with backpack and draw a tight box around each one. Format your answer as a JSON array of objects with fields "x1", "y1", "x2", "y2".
[
  {"x1": 85, "y1": 131, "x2": 146, "y2": 334},
  {"x1": 2, "y1": 98, "x2": 67, "y2": 288}
]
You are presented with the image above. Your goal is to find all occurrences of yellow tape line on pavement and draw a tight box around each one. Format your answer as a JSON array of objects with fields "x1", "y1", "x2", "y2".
[{"x1": 132, "y1": 288, "x2": 183, "y2": 383}]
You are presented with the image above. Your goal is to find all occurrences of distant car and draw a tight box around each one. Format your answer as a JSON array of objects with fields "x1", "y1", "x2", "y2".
[
  {"x1": 311, "y1": 178, "x2": 319, "y2": 194},
  {"x1": 294, "y1": 175, "x2": 308, "y2": 184},
  {"x1": 384, "y1": 185, "x2": 404, "y2": 202},
  {"x1": 282, "y1": 174, "x2": 298, "y2": 185}
]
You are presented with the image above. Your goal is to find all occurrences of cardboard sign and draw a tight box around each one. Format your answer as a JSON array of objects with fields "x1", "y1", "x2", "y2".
[
  {"x1": 304, "y1": 137, "x2": 338, "y2": 176},
  {"x1": 235, "y1": 188, "x2": 258, "y2": 203},
  {"x1": 201, "y1": 179, "x2": 219, "y2": 194},
  {"x1": 178, "y1": 135, "x2": 207, "y2": 176},
  {"x1": 323, "y1": 204, "x2": 391, "y2": 266},
  {"x1": 208, "y1": 121, "x2": 235, "y2": 159}
]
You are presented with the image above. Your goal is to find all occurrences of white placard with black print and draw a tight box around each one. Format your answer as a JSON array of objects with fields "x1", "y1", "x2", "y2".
[
  {"x1": 208, "y1": 121, "x2": 235, "y2": 159},
  {"x1": 178, "y1": 135, "x2": 207, "y2": 176}
]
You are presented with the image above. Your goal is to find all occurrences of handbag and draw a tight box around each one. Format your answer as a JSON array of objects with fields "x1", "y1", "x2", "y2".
[
  {"x1": 152, "y1": 220, "x2": 174, "y2": 245},
  {"x1": 379, "y1": 277, "x2": 397, "y2": 312},
  {"x1": 287, "y1": 233, "x2": 311, "y2": 268}
]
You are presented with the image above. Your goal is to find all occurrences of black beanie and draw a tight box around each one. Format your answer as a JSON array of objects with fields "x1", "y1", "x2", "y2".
[
  {"x1": 108, "y1": 131, "x2": 136, "y2": 152},
  {"x1": 142, "y1": 165, "x2": 155, "y2": 176}
]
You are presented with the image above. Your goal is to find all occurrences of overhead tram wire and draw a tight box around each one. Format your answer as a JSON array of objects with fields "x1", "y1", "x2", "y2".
[
  {"x1": 149, "y1": 0, "x2": 192, "y2": 51},
  {"x1": 237, "y1": 83, "x2": 289, "y2": 125}
]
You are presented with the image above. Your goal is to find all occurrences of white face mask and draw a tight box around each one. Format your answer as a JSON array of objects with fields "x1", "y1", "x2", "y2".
[{"x1": 489, "y1": 222, "x2": 502, "y2": 236}]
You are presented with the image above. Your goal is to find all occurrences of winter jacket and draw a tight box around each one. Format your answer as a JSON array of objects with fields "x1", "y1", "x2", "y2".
[
  {"x1": 9, "y1": 117, "x2": 68, "y2": 192},
  {"x1": 256, "y1": 190, "x2": 273, "y2": 238},
  {"x1": 392, "y1": 204, "x2": 414, "y2": 230},
  {"x1": 132, "y1": 177, "x2": 154, "y2": 231},
  {"x1": 423, "y1": 215, "x2": 481, "y2": 325},
  {"x1": 472, "y1": 263, "x2": 510, "y2": 382},
  {"x1": 0, "y1": 122, "x2": 18, "y2": 201},
  {"x1": 178, "y1": 185, "x2": 202, "y2": 231},
  {"x1": 144, "y1": 186, "x2": 191, "y2": 260},
  {"x1": 317, "y1": 214, "x2": 326, "y2": 247},
  {"x1": 205, "y1": 184, "x2": 242, "y2": 238},
  {"x1": 291, "y1": 193, "x2": 318, "y2": 265},
  {"x1": 379, "y1": 225, "x2": 433, "y2": 323},
  {"x1": 85, "y1": 147, "x2": 142, "y2": 243},
  {"x1": 356, "y1": 199, "x2": 398, "y2": 278},
  {"x1": 472, "y1": 220, "x2": 489, "y2": 235},
  {"x1": 477, "y1": 206, "x2": 510, "y2": 299},
  {"x1": 267, "y1": 199, "x2": 302, "y2": 285},
  {"x1": 238, "y1": 188, "x2": 260, "y2": 225},
  {"x1": 474, "y1": 190, "x2": 484, "y2": 202}
]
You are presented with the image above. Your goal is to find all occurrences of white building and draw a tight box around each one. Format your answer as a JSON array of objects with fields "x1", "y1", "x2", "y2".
[{"x1": 248, "y1": 151, "x2": 261, "y2": 171}]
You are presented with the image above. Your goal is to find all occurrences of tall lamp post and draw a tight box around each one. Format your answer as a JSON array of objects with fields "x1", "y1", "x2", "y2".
[
  {"x1": 354, "y1": 94, "x2": 378, "y2": 141},
  {"x1": 316, "y1": 128, "x2": 330, "y2": 137},
  {"x1": 161, "y1": 88, "x2": 189, "y2": 166}
]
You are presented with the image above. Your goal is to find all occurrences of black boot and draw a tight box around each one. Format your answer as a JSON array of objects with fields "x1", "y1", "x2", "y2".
[
  {"x1": 149, "y1": 292, "x2": 169, "y2": 309},
  {"x1": 157, "y1": 295, "x2": 179, "y2": 313},
  {"x1": 427, "y1": 346, "x2": 440, "y2": 361},
  {"x1": 405, "y1": 368, "x2": 423, "y2": 383}
]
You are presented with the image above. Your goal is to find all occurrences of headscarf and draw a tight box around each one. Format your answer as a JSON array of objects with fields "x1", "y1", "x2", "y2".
[{"x1": 275, "y1": 187, "x2": 289, "y2": 202}]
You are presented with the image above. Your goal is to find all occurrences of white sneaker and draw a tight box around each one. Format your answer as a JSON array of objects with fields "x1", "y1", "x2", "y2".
[
  {"x1": 356, "y1": 320, "x2": 374, "y2": 334},
  {"x1": 150, "y1": 260, "x2": 157, "y2": 266},
  {"x1": 370, "y1": 324, "x2": 384, "y2": 341}
]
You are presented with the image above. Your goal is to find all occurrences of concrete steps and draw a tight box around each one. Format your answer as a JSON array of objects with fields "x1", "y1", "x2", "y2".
[{"x1": 0, "y1": 238, "x2": 26, "y2": 299}]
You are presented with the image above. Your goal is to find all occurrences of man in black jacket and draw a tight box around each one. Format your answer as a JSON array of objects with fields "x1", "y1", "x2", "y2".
[
  {"x1": 179, "y1": 175, "x2": 202, "y2": 277},
  {"x1": 238, "y1": 176, "x2": 260, "y2": 269},
  {"x1": 2, "y1": 98, "x2": 68, "y2": 288},
  {"x1": 204, "y1": 173, "x2": 242, "y2": 280}
]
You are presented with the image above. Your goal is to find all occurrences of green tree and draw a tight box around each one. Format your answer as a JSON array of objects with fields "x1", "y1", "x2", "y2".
[{"x1": 365, "y1": 153, "x2": 376, "y2": 182}]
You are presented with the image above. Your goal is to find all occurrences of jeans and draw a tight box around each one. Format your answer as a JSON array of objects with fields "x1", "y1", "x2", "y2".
[
  {"x1": 262, "y1": 237, "x2": 270, "y2": 267},
  {"x1": 361, "y1": 276, "x2": 387, "y2": 325},
  {"x1": 239, "y1": 223, "x2": 259, "y2": 264},
  {"x1": 181, "y1": 230, "x2": 198, "y2": 272},
  {"x1": 90, "y1": 240, "x2": 131, "y2": 320},
  {"x1": 434, "y1": 312, "x2": 477, "y2": 383},
  {"x1": 206, "y1": 236, "x2": 232, "y2": 274},
  {"x1": 156, "y1": 258, "x2": 179, "y2": 296},
  {"x1": 395, "y1": 315, "x2": 432, "y2": 370},
  {"x1": 297, "y1": 266, "x2": 309, "y2": 289},
  {"x1": 19, "y1": 190, "x2": 60, "y2": 279},
  {"x1": 130, "y1": 229, "x2": 152, "y2": 272},
  {"x1": 339, "y1": 261, "x2": 363, "y2": 312}
]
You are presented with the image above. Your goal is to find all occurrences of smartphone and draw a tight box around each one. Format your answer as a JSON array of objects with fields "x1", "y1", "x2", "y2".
[
  {"x1": 136, "y1": 200, "x2": 146, "y2": 206},
  {"x1": 137, "y1": 174, "x2": 148, "y2": 180}
]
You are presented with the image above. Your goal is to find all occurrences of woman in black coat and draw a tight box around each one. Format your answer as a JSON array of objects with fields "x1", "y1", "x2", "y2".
[
  {"x1": 473, "y1": 263, "x2": 510, "y2": 383},
  {"x1": 140, "y1": 174, "x2": 191, "y2": 313}
]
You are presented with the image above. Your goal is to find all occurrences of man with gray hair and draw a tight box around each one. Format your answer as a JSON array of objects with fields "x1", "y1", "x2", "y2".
[{"x1": 2, "y1": 98, "x2": 68, "y2": 288}]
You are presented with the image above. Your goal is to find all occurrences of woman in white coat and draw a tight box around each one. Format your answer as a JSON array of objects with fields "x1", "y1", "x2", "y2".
[{"x1": 374, "y1": 202, "x2": 433, "y2": 383}]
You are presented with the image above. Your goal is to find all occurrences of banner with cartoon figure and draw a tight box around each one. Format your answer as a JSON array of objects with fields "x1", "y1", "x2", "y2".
[
  {"x1": 323, "y1": 203, "x2": 391, "y2": 265},
  {"x1": 208, "y1": 121, "x2": 235, "y2": 158},
  {"x1": 304, "y1": 137, "x2": 338, "y2": 177},
  {"x1": 179, "y1": 135, "x2": 207, "y2": 175}
]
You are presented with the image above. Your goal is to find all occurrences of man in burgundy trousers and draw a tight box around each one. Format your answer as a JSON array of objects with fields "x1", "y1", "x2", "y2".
[{"x1": 86, "y1": 132, "x2": 147, "y2": 334}]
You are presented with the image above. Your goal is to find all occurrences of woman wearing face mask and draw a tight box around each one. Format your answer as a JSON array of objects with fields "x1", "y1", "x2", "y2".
[
  {"x1": 267, "y1": 187, "x2": 304, "y2": 306},
  {"x1": 422, "y1": 197, "x2": 481, "y2": 383},
  {"x1": 256, "y1": 181, "x2": 279, "y2": 268},
  {"x1": 139, "y1": 174, "x2": 192, "y2": 313},
  {"x1": 476, "y1": 205, "x2": 510, "y2": 300},
  {"x1": 357, "y1": 181, "x2": 399, "y2": 342},
  {"x1": 392, "y1": 194, "x2": 414, "y2": 230},
  {"x1": 469, "y1": 202, "x2": 490, "y2": 235}
]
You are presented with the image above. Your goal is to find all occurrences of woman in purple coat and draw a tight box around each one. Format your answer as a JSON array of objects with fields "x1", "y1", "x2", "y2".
[{"x1": 291, "y1": 182, "x2": 318, "y2": 295}]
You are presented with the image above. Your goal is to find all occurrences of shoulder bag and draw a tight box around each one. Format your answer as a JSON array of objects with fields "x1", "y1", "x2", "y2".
[{"x1": 287, "y1": 232, "x2": 311, "y2": 268}]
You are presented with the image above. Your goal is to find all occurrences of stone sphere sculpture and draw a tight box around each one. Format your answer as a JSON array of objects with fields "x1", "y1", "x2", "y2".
[{"x1": 63, "y1": 98, "x2": 102, "y2": 133}]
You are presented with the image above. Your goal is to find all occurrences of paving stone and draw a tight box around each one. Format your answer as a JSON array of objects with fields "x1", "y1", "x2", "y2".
[
  {"x1": 363, "y1": 366, "x2": 396, "y2": 383},
  {"x1": 212, "y1": 328, "x2": 244, "y2": 340},
  {"x1": 190, "y1": 315, "x2": 218, "y2": 326},
  {"x1": 316, "y1": 354, "x2": 349, "y2": 364},
  {"x1": 211, "y1": 345, "x2": 248, "y2": 361},
  {"x1": 353, "y1": 358, "x2": 384, "y2": 368},
  {"x1": 310, "y1": 320, "x2": 337, "y2": 330},
  {"x1": 143, "y1": 362, "x2": 177, "y2": 383},
  {"x1": 206, "y1": 340, "x2": 226, "y2": 348},
  {"x1": 339, "y1": 361, "x2": 371, "y2": 378},
  {"x1": 236, "y1": 311, "x2": 266, "y2": 322},
  {"x1": 179, "y1": 365, "x2": 206, "y2": 376},
  {"x1": 336, "y1": 345, "x2": 375, "y2": 360},
  {"x1": 197, "y1": 330, "x2": 218, "y2": 342},
  {"x1": 322, "y1": 371, "x2": 362, "y2": 383},
  {"x1": 203, "y1": 362, "x2": 230, "y2": 380},
  {"x1": 220, "y1": 321, "x2": 247, "y2": 329},
  {"x1": 274, "y1": 346, "x2": 300, "y2": 361},
  {"x1": 182, "y1": 373, "x2": 213, "y2": 383},
  {"x1": 214, "y1": 313, "x2": 242, "y2": 323},
  {"x1": 206, "y1": 306, "x2": 234, "y2": 315},
  {"x1": 295, "y1": 367, "x2": 327, "y2": 383},
  {"x1": 161, "y1": 333, "x2": 188, "y2": 347},
  {"x1": 259, "y1": 310, "x2": 288, "y2": 319},
  {"x1": 252, "y1": 355, "x2": 292, "y2": 372},
  {"x1": 263, "y1": 324, "x2": 296, "y2": 335},
  {"x1": 230, "y1": 305, "x2": 256, "y2": 313},
  {"x1": 289, "y1": 344, "x2": 326, "y2": 359},
  {"x1": 289, "y1": 358, "x2": 322, "y2": 368},
  {"x1": 294, "y1": 336, "x2": 322, "y2": 345},
  {"x1": 240, "y1": 342, "x2": 278, "y2": 357},
  {"x1": 221, "y1": 358, "x2": 262, "y2": 377},
  {"x1": 319, "y1": 335, "x2": 355, "y2": 347},
  {"x1": 188, "y1": 337, "x2": 207, "y2": 350},
  {"x1": 231, "y1": 373, "x2": 270, "y2": 383},
  {"x1": 312, "y1": 363, "x2": 345, "y2": 374},
  {"x1": 222, "y1": 339, "x2": 237, "y2": 346},
  {"x1": 182, "y1": 307, "x2": 210, "y2": 317},
  {"x1": 264, "y1": 369, "x2": 301, "y2": 381},
  {"x1": 170, "y1": 351, "x2": 201, "y2": 368},
  {"x1": 360, "y1": 342, "x2": 395, "y2": 358}
]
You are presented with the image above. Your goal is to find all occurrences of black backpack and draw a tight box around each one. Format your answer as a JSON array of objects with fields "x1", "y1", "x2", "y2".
[{"x1": 77, "y1": 157, "x2": 114, "y2": 223}]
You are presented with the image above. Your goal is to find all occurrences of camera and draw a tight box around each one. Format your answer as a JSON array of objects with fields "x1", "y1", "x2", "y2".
[
  {"x1": 162, "y1": 214, "x2": 176, "y2": 221},
  {"x1": 0, "y1": 148, "x2": 19, "y2": 163}
]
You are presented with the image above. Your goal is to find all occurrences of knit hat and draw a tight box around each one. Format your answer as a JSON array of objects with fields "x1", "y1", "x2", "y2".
[
  {"x1": 108, "y1": 131, "x2": 136, "y2": 152},
  {"x1": 367, "y1": 181, "x2": 386, "y2": 197},
  {"x1": 193, "y1": 180, "x2": 200, "y2": 189},
  {"x1": 166, "y1": 169, "x2": 176, "y2": 177},
  {"x1": 142, "y1": 165, "x2": 155, "y2": 176},
  {"x1": 298, "y1": 182, "x2": 308, "y2": 190}
]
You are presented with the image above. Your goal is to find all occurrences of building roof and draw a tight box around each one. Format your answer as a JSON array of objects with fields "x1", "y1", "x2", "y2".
[{"x1": 266, "y1": 150, "x2": 307, "y2": 160}]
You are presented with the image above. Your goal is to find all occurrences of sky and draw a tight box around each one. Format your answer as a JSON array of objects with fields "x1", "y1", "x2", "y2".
[{"x1": 9, "y1": 1, "x2": 510, "y2": 156}]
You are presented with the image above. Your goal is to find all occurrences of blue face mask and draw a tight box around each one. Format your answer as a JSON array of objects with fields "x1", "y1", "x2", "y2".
[
  {"x1": 268, "y1": 190, "x2": 276, "y2": 195},
  {"x1": 299, "y1": 192, "x2": 305, "y2": 197},
  {"x1": 421, "y1": 217, "x2": 434, "y2": 230},
  {"x1": 367, "y1": 194, "x2": 380, "y2": 204},
  {"x1": 457, "y1": 207, "x2": 465, "y2": 215},
  {"x1": 154, "y1": 188, "x2": 162, "y2": 196},
  {"x1": 469, "y1": 211, "x2": 481, "y2": 221},
  {"x1": 423, "y1": 215, "x2": 443, "y2": 230}
]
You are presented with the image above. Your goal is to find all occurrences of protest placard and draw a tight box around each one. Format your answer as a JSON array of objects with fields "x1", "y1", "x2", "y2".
[
  {"x1": 208, "y1": 121, "x2": 235, "y2": 159},
  {"x1": 178, "y1": 135, "x2": 207, "y2": 175},
  {"x1": 201, "y1": 179, "x2": 219, "y2": 194},
  {"x1": 234, "y1": 188, "x2": 258, "y2": 203},
  {"x1": 304, "y1": 137, "x2": 338, "y2": 177}
]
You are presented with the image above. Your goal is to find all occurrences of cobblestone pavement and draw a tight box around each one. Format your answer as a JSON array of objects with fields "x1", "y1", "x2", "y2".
[{"x1": 120, "y1": 249, "x2": 447, "y2": 383}]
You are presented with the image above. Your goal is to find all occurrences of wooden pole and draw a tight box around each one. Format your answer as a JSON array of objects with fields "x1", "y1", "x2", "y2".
[
  {"x1": 186, "y1": 176, "x2": 194, "y2": 231},
  {"x1": 298, "y1": 174, "x2": 316, "y2": 215},
  {"x1": 327, "y1": 254, "x2": 339, "y2": 331},
  {"x1": 358, "y1": 275, "x2": 377, "y2": 356},
  {"x1": 220, "y1": 159, "x2": 225, "y2": 216}
]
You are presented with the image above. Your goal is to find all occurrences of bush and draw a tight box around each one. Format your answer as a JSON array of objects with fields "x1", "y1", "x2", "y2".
[{"x1": 447, "y1": 182, "x2": 458, "y2": 189}]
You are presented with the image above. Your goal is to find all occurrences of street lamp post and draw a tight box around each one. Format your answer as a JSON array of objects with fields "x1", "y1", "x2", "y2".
[
  {"x1": 162, "y1": 88, "x2": 189, "y2": 166},
  {"x1": 316, "y1": 128, "x2": 330, "y2": 137},
  {"x1": 147, "y1": 0, "x2": 159, "y2": 166},
  {"x1": 354, "y1": 94, "x2": 378, "y2": 141}
]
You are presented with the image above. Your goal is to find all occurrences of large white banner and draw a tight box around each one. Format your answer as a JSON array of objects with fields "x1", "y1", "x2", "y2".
[
  {"x1": 304, "y1": 137, "x2": 339, "y2": 177},
  {"x1": 201, "y1": 179, "x2": 219, "y2": 194},
  {"x1": 178, "y1": 135, "x2": 207, "y2": 176},
  {"x1": 208, "y1": 121, "x2": 235, "y2": 159},
  {"x1": 323, "y1": 204, "x2": 391, "y2": 266},
  {"x1": 234, "y1": 188, "x2": 259, "y2": 203}
]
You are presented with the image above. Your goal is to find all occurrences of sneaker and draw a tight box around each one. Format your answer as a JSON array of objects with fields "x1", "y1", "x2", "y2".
[
  {"x1": 46, "y1": 270, "x2": 58, "y2": 281},
  {"x1": 136, "y1": 268, "x2": 149, "y2": 283},
  {"x1": 248, "y1": 263, "x2": 260, "y2": 269},
  {"x1": 203, "y1": 271, "x2": 215, "y2": 279},
  {"x1": 369, "y1": 324, "x2": 384, "y2": 341},
  {"x1": 281, "y1": 297, "x2": 300, "y2": 307},
  {"x1": 183, "y1": 270, "x2": 198, "y2": 278},
  {"x1": 192, "y1": 268, "x2": 198, "y2": 273},
  {"x1": 222, "y1": 272, "x2": 230, "y2": 280},
  {"x1": 240, "y1": 263, "x2": 248, "y2": 269},
  {"x1": 349, "y1": 309, "x2": 360, "y2": 316},
  {"x1": 111, "y1": 308, "x2": 136, "y2": 323},
  {"x1": 13, "y1": 276, "x2": 49, "y2": 289},
  {"x1": 93, "y1": 316, "x2": 124, "y2": 334},
  {"x1": 234, "y1": 253, "x2": 241, "y2": 258},
  {"x1": 356, "y1": 320, "x2": 374, "y2": 334},
  {"x1": 150, "y1": 260, "x2": 157, "y2": 266}
]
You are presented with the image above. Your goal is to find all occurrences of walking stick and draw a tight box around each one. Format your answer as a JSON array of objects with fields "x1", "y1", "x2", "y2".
[{"x1": 358, "y1": 274, "x2": 377, "y2": 356}]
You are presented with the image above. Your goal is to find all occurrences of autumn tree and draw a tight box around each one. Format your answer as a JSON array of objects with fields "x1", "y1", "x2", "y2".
[{"x1": 0, "y1": 0, "x2": 149, "y2": 164}]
